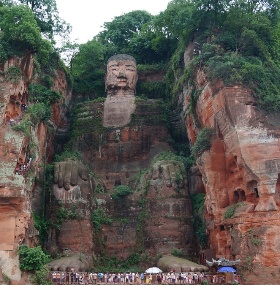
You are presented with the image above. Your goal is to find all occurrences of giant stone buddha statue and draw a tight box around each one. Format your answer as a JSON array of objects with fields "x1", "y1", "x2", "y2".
[{"x1": 103, "y1": 54, "x2": 138, "y2": 127}]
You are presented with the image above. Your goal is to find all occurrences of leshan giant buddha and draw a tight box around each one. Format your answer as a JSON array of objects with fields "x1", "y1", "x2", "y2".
[{"x1": 103, "y1": 54, "x2": 138, "y2": 127}]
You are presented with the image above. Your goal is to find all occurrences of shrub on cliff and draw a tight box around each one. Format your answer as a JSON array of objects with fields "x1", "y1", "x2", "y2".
[
  {"x1": 26, "y1": 103, "x2": 51, "y2": 124},
  {"x1": 32, "y1": 266, "x2": 52, "y2": 285},
  {"x1": 19, "y1": 244, "x2": 50, "y2": 271},
  {"x1": 91, "y1": 209, "x2": 113, "y2": 231},
  {"x1": 28, "y1": 83, "x2": 61, "y2": 105},
  {"x1": 111, "y1": 185, "x2": 133, "y2": 202},
  {"x1": 191, "y1": 128, "x2": 214, "y2": 158}
]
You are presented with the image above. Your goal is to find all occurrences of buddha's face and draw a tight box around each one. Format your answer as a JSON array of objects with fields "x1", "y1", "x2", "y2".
[{"x1": 105, "y1": 58, "x2": 138, "y2": 96}]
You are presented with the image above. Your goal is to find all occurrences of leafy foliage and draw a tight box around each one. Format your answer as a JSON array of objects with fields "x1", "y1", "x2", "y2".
[
  {"x1": 12, "y1": 119, "x2": 32, "y2": 136},
  {"x1": 223, "y1": 202, "x2": 243, "y2": 219},
  {"x1": 172, "y1": 248, "x2": 184, "y2": 257},
  {"x1": 191, "y1": 128, "x2": 214, "y2": 158},
  {"x1": 19, "y1": 245, "x2": 50, "y2": 271},
  {"x1": 97, "y1": 10, "x2": 153, "y2": 58},
  {"x1": 205, "y1": 53, "x2": 280, "y2": 111},
  {"x1": 26, "y1": 103, "x2": 51, "y2": 124},
  {"x1": 111, "y1": 185, "x2": 133, "y2": 202},
  {"x1": 91, "y1": 209, "x2": 112, "y2": 231},
  {"x1": 191, "y1": 193, "x2": 207, "y2": 249},
  {"x1": 32, "y1": 266, "x2": 52, "y2": 285},
  {"x1": 94, "y1": 253, "x2": 143, "y2": 273},
  {"x1": 16, "y1": 0, "x2": 71, "y2": 41},
  {"x1": 28, "y1": 83, "x2": 61, "y2": 104},
  {"x1": 5, "y1": 65, "x2": 21, "y2": 83},
  {"x1": 71, "y1": 39, "x2": 105, "y2": 99},
  {"x1": 33, "y1": 213, "x2": 48, "y2": 245},
  {"x1": 0, "y1": 4, "x2": 42, "y2": 52},
  {"x1": 54, "y1": 150, "x2": 82, "y2": 162}
]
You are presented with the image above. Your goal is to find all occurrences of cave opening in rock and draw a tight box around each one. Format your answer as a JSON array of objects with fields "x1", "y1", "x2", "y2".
[
  {"x1": 233, "y1": 189, "x2": 246, "y2": 204},
  {"x1": 247, "y1": 180, "x2": 259, "y2": 203}
]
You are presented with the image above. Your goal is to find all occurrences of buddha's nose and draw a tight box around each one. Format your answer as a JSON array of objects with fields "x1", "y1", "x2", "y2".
[{"x1": 118, "y1": 67, "x2": 126, "y2": 77}]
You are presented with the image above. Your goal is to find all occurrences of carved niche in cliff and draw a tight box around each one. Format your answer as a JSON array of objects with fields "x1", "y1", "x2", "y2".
[{"x1": 103, "y1": 54, "x2": 138, "y2": 127}]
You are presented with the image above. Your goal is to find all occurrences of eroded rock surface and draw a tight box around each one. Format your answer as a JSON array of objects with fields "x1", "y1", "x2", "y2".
[
  {"x1": 0, "y1": 54, "x2": 71, "y2": 283},
  {"x1": 184, "y1": 68, "x2": 280, "y2": 284}
]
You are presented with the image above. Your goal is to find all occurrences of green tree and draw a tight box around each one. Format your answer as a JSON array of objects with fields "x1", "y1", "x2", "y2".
[
  {"x1": 128, "y1": 19, "x2": 177, "y2": 64},
  {"x1": 26, "y1": 103, "x2": 51, "y2": 124},
  {"x1": 16, "y1": 0, "x2": 71, "y2": 40},
  {"x1": 19, "y1": 245, "x2": 50, "y2": 271},
  {"x1": 97, "y1": 10, "x2": 153, "y2": 58},
  {"x1": 28, "y1": 83, "x2": 61, "y2": 104},
  {"x1": 32, "y1": 266, "x2": 52, "y2": 285},
  {"x1": 155, "y1": 0, "x2": 197, "y2": 40},
  {"x1": 0, "y1": 4, "x2": 42, "y2": 52},
  {"x1": 71, "y1": 39, "x2": 105, "y2": 99},
  {"x1": 111, "y1": 185, "x2": 133, "y2": 202}
]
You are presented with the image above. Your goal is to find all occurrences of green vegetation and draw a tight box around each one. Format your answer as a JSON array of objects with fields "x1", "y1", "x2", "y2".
[
  {"x1": 71, "y1": 101, "x2": 106, "y2": 139},
  {"x1": 19, "y1": 244, "x2": 50, "y2": 271},
  {"x1": 5, "y1": 66, "x2": 21, "y2": 84},
  {"x1": 91, "y1": 208, "x2": 113, "y2": 231},
  {"x1": 137, "y1": 81, "x2": 166, "y2": 99},
  {"x1": 191, "y1": 128, "x2": 214, "y2": 158},
  {"x1": 162, "y1": 0, "x2": 280, "y2": 111},
  {"x1": 27, "y1": 103, "x2": 51, "y2": 124},
  {"x1": 12, "y1": 119, "x2": 32, "y2": 136},
  {"x1": 2, "y1": 273, "x2": 11, "y2": 285},
  {"x1": 13, "y1": 82, "x2": 62, "y2": 134},
  {"x1": 0, "y1": 5, "x2": 42, "y2": 53},
  {"x1": 17, "y1": 0, "x2": 71, "y2": 41},
  {"x1": 172, "y1": 248, "x2": 184, "y2": 257},
  {"x1": 94, "y1": 253, "x2": 144, "y2": 273},
  {"x1": 33, "y1": 163, "x2": 53, "y2": 245},
  {"x1": 54, "y1": 150, "x2": 82, "y2": 162},
  {"x1": 191, "y1": 193, "x2": 207, "y2": 249},
  {"x1": 111, "y1": 185, "x2": 133, "y2": 202},
  {"x1": 129, "y1": 99, "x2": 168, "y2": 126},
  {"x1": 71, "y1": 39, "x2": 105, "y2": 99},
  {"x1": 223, "y1": 202, "x2": 243, "y2": 219},
  {"x1": 32, "y1": 266, "x2": 52, "y2": 285},
  {"x1": 1, "y1": 0, "x2": 280, "y2": 275},
  {"x1": 33, "y1": 213, "x2": 48, "y2": 245},
  {"x1": 247, "y1": 228, "x2": 262, "y2": 247},
  {"x1": 28, "y1": 84, "x2": 61, "y2": 105},
  {"x1": 57, "y1": 205, "x2": 79, "y2": 221}
]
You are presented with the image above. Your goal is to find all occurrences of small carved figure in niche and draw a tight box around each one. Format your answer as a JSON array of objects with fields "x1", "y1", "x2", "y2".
[{"x1": 105, "y1": 54, "x2": 138, "y2": 96}]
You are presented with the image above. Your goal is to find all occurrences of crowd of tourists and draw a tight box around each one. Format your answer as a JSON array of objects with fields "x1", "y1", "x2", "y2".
[{"x1": 50, "y1": 270, "x2": 240, "y2": 284}]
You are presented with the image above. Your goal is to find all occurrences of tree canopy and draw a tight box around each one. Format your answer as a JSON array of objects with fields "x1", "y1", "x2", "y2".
[
  {"x1": 97, "y1": 10, "x2": 153, "y2": 59},
  {"x1": 15, "y1": 0, "x2": 71, "y2": 40},
  {"x1": 0, "y1": 4, "x2": 42, "y2": 52},
  {"x1": 71, "y1": 39, "x2": 106, "y2": 99}
]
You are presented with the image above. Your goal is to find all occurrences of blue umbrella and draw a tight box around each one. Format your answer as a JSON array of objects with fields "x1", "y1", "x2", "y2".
[{"x1": 218, "y1": 266, "x2": 236, "y2": 273}]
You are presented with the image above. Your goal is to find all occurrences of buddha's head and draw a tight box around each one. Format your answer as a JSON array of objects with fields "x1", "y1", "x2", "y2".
[{"x1": 105, "y1": 54, "x2": 138, "y2": 96}]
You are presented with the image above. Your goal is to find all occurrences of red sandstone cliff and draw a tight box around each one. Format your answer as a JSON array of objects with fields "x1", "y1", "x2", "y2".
[
  {"x1": 184, "y1": 64, "x2": 280, "y2": 283},
  {"x1": 0, "y1": 54, "x2": 70, "y2": 284}
]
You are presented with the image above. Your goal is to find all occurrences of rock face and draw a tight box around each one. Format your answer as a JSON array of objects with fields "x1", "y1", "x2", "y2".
[
  {"x1": 51, "y1": 98, "x2": 196, "y2": 262},
  {"x1": 184, "y1": 66, "x2": 280, "y2": 284},
  {"x1": 3, "y1": 48, "x2": 280, "y2": 285},
  {"x1": 0, "y1": 54, "x2": 70, "y2": 283}
]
